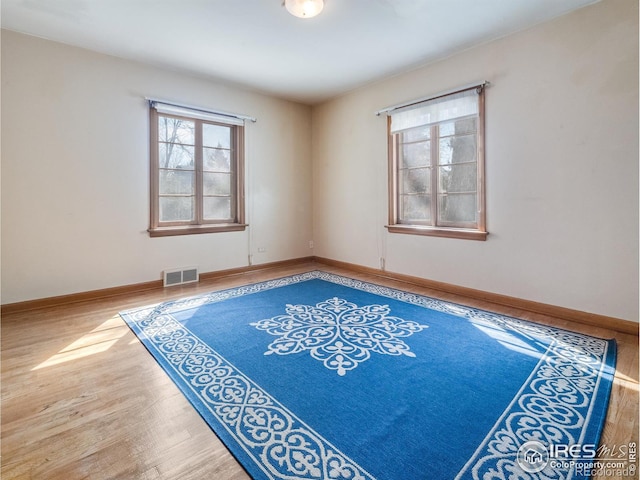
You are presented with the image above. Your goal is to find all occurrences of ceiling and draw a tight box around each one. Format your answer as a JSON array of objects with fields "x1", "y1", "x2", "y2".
[{"x1": 2, "y1": 0, "x2": 598, "y2": 104}]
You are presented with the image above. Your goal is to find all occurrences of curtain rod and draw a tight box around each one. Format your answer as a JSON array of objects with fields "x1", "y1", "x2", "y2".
[
  {"x1": 145, "y1": 97, "x2": 257, "y2": 123},
  {"x1": 374, "y1": 81, "x2": 490, "y2": 117}
]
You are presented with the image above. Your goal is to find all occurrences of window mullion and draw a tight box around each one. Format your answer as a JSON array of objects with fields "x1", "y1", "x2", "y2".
[
  {"x1": 477, "y1": 88, "x2": 486, "y2": 233},
  {"x1": 430, "y1": 125, "x2": 438, "y2": 226},
  {"x1": 235, "y1": 125, "x2": 245, "y2": 225},
  {"x1": 391, "y1": 131, "x2": 400, "y2": 225},
  {"x1": 195, "y1": 120, "x2": 203, "y2": 224},
  {"x1": 231, "y1": 127, "x2": 238, "y2": 222},
  {"x1": 150, "y1": 108, "x2": 160, "y2": 229}
]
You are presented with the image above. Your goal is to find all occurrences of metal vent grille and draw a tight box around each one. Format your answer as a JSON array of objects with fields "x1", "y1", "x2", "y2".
[{"x1": 163, "y1": 267, "x2": 199, "y2": 287}]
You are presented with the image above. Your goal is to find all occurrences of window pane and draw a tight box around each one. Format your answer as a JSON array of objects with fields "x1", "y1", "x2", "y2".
[
  {"x1": 203, "y1": 196, "x2": 232, "y2": 220},
  {"x1": 400, "y1": 141, "x2": 430, "y2": 168},
  {"x1": 439, "y1": 134, "x2": 476, "y2": 166},
  {"x1": 439, "y1": 121, "x2": 455, "y2": 137},
  {"x1": 438, "y1": 193, "x2": 476, "y2": 224},
  {"x1": 159, "y1": 144, "x2": 195, "y2": 169},
  {"x1": 159, "y1": 196, "x2": 194, "y2": 222},
  {"x1": 203, "y1": 172, "x2": 231, "y2": 196},
  {"x1": 401, "y1": 126, "x2": 430, "y2": 143},
  {"x1": 203, "y1": 124, "x2": 231, "y2": 149},
  {"x1": 158, "y1": 117, "x2": 194, "y2": 144},
  {"x1": 456, "y1": 117, "x2": 477, "y2": 135},
  {"x1": 400, "y1": 194, "x2": 431, "y2": 222},
  {"x1": 439, "y1": 163, "x2": 477, "y2": 193},
  {"x1": 204, "y1": 147, "x2": 231, "y2": 172},
  {"x1": 401, "y1": 167, "x2": 430, "y2": 194},
  {"x1": 159, "y1": 170, "x2": 194, "y2": 195}
]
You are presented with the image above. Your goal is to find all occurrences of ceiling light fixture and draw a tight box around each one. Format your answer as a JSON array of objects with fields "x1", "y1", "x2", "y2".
[{"x1": 284, "y1": 0, "x2": 324, "y2": 19}]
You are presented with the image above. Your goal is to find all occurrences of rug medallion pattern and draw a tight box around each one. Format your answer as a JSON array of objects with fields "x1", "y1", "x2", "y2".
[{"x1": 251, "y1": 297, "x2": 428, "y2": 375}]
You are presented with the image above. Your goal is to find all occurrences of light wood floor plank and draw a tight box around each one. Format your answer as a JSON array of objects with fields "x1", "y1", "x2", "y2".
[{"x1": 2, "y1": 262, "x2": 638, "y2": 479}]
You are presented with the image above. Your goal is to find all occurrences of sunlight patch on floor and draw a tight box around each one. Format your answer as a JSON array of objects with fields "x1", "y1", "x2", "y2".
[
  {"x1": 31, "y1": 315, "x2": 130, "y2": 370},
  {"x1": 614, "y1": 371, "x2": 639, "y2": 392}
]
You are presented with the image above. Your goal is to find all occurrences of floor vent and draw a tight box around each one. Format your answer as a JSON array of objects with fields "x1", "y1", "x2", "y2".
[{"x1": 163, "y1": 267, "x2": 199, "y2": 287}]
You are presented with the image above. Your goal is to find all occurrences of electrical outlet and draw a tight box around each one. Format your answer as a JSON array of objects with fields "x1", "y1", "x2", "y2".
[
  {"x1": 258, "y1": 247, "x2": 267, "y2": 253},
  {"x1": 309, "y1": 240, "x2": 314, "y2": 249}
]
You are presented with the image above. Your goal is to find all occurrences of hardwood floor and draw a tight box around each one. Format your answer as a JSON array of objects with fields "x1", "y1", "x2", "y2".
[{"x1": 2, "y1": 261, "x2": 638, "y2": 479}]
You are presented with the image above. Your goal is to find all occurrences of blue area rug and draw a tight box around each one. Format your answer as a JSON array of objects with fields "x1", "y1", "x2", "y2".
[{"x1": 120, "y1": 271, "x2": 616, "y2": 480}]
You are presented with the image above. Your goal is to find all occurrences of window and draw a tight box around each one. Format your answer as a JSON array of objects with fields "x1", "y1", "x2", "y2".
[
  {"x1": 148, "y1": 103, "x2": 246, "y2": 237},
  {"x1": 386, "y1": 85, "x2": 487, "y2": 240}
]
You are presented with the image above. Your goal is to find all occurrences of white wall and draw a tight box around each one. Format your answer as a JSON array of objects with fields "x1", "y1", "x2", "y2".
[
  {"x1": 3, "y1": 1, "x2": 638, "y2": 323},
  {"x1": 1, "y1": 30, "x2": 313, "y2": 304},
  {"x1": 312, "y1": 0, "x2": 639, "y2": 322}
]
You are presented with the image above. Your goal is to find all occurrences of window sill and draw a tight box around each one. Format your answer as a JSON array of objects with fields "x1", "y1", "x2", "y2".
[
  {"x1": 385, "y1": 224, "x2": 488, "y2": 241},
  {"x1": 149, "y1": 224, "x2": 248, "y2": 237}
]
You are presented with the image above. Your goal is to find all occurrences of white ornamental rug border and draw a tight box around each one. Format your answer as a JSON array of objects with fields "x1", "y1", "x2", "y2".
[
  {"x1": 121, "y1": 271, "x2": 614, "y2": 480},
  {"x1": 454, "y1": 339, "x2": 612, "y2": 480},
  {"x1": 312, "y1": 273, "x2": 614, "y2": 479},
  {"x1": 123, "y1": 307, "x2": 376, "y2": 480}
]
